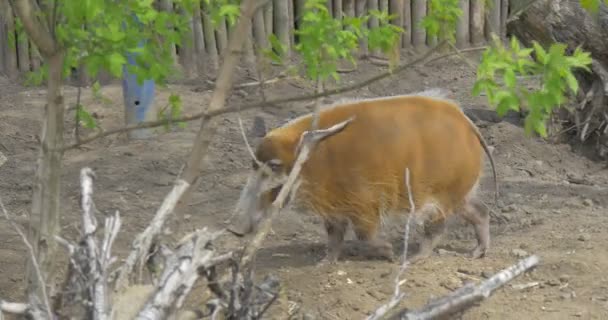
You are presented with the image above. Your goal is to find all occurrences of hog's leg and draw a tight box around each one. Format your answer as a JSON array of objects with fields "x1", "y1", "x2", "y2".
[
  {"x1": 352, "y1": 216, "x2": 395, "y2": 262},
  {"x1": 409, "y1": 213, "x2": 447, "y2": 263},
  {"x1": 320, "y1": 217, "x2": 348, "y2": 264},
  {"x1": 458, "y1": 197, "x2": 490, "y2": 259}
]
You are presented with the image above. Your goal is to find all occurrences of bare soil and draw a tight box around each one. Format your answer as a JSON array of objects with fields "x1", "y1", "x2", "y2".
[{"x1": 1, "y1": 51, "x2": 608, "y2": 319}]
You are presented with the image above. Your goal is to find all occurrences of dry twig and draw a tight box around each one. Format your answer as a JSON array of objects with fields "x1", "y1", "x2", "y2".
[
  {"x1": 0, "y1": 198, "x2": 52, "y2": 319},
  {"x1": 366, "y1": 168, "x2": 417, "y2": 320}
]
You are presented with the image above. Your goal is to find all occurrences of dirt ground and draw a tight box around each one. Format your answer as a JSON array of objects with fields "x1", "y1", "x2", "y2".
[{"x1": 1, "y1": 50, "x2": 608, "y2": 320}]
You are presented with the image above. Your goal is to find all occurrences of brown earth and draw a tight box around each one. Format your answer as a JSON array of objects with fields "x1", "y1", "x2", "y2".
[{"x1": 1, "y1": 51, "x2": 608, "y2": 319}]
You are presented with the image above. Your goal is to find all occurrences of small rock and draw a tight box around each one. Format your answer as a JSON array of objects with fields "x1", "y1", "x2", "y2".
[
  {"x1": 337, "y1": 270, "x2": 346, "y2": 276},
  {"x1": 184, "y1": 214, "x2": 191, "y2": 220},
  {"x1": 578, "y1": 234, "x2": 591, "y2": 242},
  {"x1": 519, "y1": 243, "x2": 529, "y2": 250},
  {"x1": 583, "y1": 198, "x2": 594, "y2": 207},
  {"x1": 511, "y1": 249, "x2": 528, "y2": 258},
  {"x1": 502, "y1": 204, "x2": 518, "y2": 213},
  {"x1": 136, "y1": 189, "x2": 143, "y2": 195},
  {"x1": 481, "y1": 270, "x2": 494, "y2": 279},
  {"x1": 546, "y1": 279, "x2": 560, "y2": 286},
  {"x1": 559, "y1": 274, "x2": 571, "y2": 283}
]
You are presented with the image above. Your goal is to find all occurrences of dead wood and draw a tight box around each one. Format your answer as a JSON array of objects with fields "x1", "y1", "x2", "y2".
[{"x1": 507, "y1": 0, "x2": 608, "y2": 157}]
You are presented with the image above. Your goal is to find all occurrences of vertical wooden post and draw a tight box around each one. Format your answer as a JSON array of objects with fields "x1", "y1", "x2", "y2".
[
  {"x1": 390, "y1": 0, "x2": 404, "y2": 47},
  {"x1": 288, "y1": 0, "x2": 295, "y2": 46},
  {"x1": 344, "y1": 0, "x2": 355, "y2": 17},
  {"x1": 0, "y1": 11, "x2": 5, "y2": 75},
  {"x1": 470, "y1": 0, "x2": 485, "y2": 45},
  {"x1": 158, "y1": 0, "x2": 179, "y2": 66},
  {"x1": 456, "y1": 0, "x2": 470, "y2": 48},
  {"x1": 356, "y1": 0, "x2": 368, "y2": 56},
  {"x1": 411, "y1": 0, "x2": 426, "y2": 50},
  {"x1": 500, "y1": 0, "x2": 509, "y2": 39},
  {"x1": 253, "y1": 4, "x2": 268, "y2": 49},
  {"x1": 4, "y1": 3, "x2": 18, "y2": 79},
  {"x1": 201, "y1": 1, "x2": 219, "y2": 69},
  {"x1": 216, "y1": 18, "x2": 229, "y2": 54},
  {"x1": 426, "y1": 2, "x2": 437, "y2": 47},
  {"x1": 17, "y1": 32, "x2": 30, "y2": 73},
  {"x1": 368, "y1": 0, "x2": 380, "y2": 56},
  {"x1": 264, "y1": 1, "x2": 273, "y2": 38},
  {"x1": 485, "y1": 0, "x2": 501, "y2": 39},
  {"x1": 334, "y1": 0, "x2": 343, "y2": 21},
  {"x1": 192, "y1": 2, "x2": 206, "y2": 75},
  {"x1": 402, "y1": 0, "x2": 411, "y2": 48},
  {"x1": 274, "y1": 0, "x2": 291, "y2": 56}
]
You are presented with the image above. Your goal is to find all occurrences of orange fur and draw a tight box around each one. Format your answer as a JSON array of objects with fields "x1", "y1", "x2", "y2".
[{"x1": 254, "y1": 94, "x2": 497, "y2": 241}]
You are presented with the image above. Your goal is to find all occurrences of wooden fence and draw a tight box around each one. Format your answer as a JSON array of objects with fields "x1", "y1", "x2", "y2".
[{"x1": 0, "y1": 0, "x2": 510, "y2": 81}]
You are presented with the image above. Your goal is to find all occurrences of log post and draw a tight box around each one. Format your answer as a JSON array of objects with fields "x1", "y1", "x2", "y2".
[{"x1": 456, "y1": 0, "x2": 470, "y2": 48}]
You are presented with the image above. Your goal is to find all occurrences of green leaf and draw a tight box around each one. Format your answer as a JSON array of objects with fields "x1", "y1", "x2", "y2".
[
  {"x1": 503, "y1": 69, "x2": 516, "y2": 88},
  {"x1": 107, "y1": 52, "x2": 126, "y2": 78},
  {"x1": 77, "y1": 105, "x2": 98, "y2": 129}
]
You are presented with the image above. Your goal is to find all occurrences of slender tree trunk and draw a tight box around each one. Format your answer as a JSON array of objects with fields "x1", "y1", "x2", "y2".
[
  {"x1": 201, "y1": 0, "x2": 219, "y2": 70},
  {"x1": 470, "y1": 0, "x2": 485, "y2": 45},
  {"x1": 26, "y1": 50, "x2": 66, "y2": 310},
  {"x1": 456, "y1": 0, "x2": 470, "y2": 48},
  {"x1": 274, "y1": 0, "x2": 290, "y2": 56}
]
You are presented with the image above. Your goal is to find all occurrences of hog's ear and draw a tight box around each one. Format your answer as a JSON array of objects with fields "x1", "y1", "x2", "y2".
[{"x1": 250, "y1": 116, "x2": 267, "y2": 138}]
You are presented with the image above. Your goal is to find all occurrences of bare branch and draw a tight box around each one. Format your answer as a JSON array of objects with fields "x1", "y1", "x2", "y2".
[
  {"x1": 61, "y1": 42, "x2": 449, "y2": 152},
  {"x1": 389, "y1": 255, "x2": 540, "y2": 319},
  {"x1": 134, "y1": 228, "x2": 226, "y2": 320},
  {"x1": 112, "y1": 179, "x2": 190, "y2": 291},
  {"x1": 0, "y1": 199, "x2": 53, "y2": 319}
]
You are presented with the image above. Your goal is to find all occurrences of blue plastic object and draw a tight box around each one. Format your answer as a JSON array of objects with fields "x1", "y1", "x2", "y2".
[{"x1": 121, "y1": 16, "x2": 155, "y2": 139}]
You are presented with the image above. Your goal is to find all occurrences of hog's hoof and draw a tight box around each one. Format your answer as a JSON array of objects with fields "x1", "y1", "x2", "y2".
[{"x1": 468, "y1": 246, "x2": 487, "y2": 259}]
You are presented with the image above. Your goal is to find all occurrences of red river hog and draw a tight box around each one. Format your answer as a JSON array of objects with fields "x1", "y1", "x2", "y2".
[{"x1": 228, "y1": 89, "x2": 498, "y2": 264}]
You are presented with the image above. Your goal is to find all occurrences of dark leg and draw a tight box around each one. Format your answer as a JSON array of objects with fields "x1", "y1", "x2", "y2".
[
  {"x1": 320, "y1": 217, "x2": 348, "y2": 264},
  {"x1": 409, "y1": 215, "x2": 447, "y2": 263},
  {"x1": 352, "y1": 217, "x2": 395, "y2": 262},
  {"x1": 458, "y1": 197, "x2": 491, "y2": 259}
]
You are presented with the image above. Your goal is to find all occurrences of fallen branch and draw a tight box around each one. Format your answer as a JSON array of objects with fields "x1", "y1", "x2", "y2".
[
  {"x1": 134, "y1": 228, "x2": 228, "y2": 320},
  {"x1": 111, "y1": 179, "x2": 190, "y2": 292},
  {"x1": 388, "y1": 255, "x2": 540, "y2": 320},
  {"x1": 52, "y1": 168, "x2": 121, "y2": 320},
  {"x1": 61, "y1": 41, "x2": 448, "y2": 151}
]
